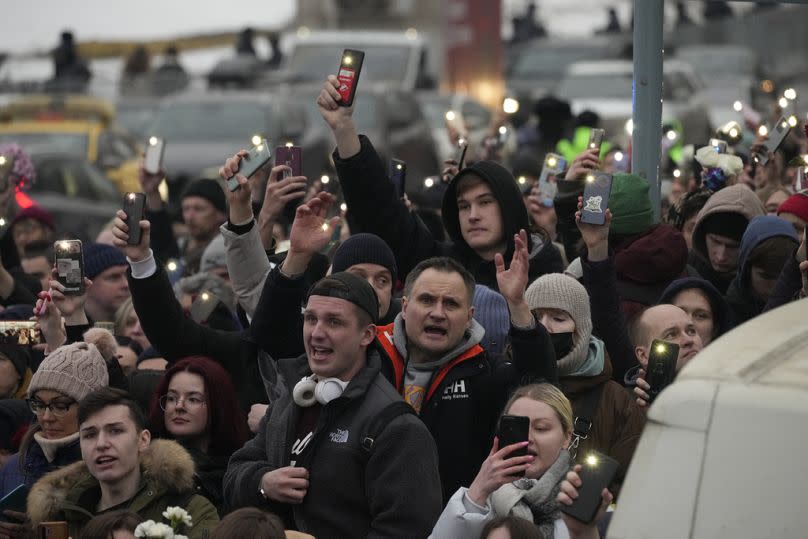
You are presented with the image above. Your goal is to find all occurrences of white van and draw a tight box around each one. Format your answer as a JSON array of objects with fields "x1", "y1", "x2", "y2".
[{"x1": 608, "y1": 297, "x2": 808, "y2": 539}]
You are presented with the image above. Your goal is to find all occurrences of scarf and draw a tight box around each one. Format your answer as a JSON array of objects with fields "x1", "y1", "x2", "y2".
[
  {"x1": 490, "y1": 450, "x2": 571, "y2": 539},
  {"x1": 33, "y1": 431, "x2": 80, "y2": 463}
]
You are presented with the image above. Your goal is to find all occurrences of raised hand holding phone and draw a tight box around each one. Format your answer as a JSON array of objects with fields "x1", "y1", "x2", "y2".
[
  {"x1": 575, "y1": 195, "x2": 612, "y2": 262},
  {"x1": 565, "y1": 149, "x2": 600, "y2": 181},
  {"x1": 559, "y1": 453, "x2": 618, "y2": 525},
  {"x1": 558, "y1": 464, "x2": 614, "y2": 538},
  {"x1": 467, "y1": 435, "x2": 534, "y2": 507}
]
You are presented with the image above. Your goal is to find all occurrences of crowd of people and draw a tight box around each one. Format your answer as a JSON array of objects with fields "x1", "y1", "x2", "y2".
[{"x1": 0, "y1": 64, "x2": 803, "y2": 538}]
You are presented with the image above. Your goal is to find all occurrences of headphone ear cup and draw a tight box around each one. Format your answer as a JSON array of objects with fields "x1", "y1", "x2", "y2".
[
  {"x1": 314, "y1": 378, "x2": 348, "y2": 405},
  {"x1": 293, "y1": 377, "x2": 318, "y2": 407}
]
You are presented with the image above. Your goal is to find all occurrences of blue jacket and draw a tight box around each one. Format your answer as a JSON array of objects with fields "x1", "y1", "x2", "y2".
[
  {"x1": 725, "y1": 216, "x2": 798, "y2": 324},
  {"x1": 0, "y1": 435, "x2": 81, "y2": 498}
]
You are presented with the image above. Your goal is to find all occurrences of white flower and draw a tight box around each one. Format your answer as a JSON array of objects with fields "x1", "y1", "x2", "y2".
[
  {"x1": 134, "y1": 520, "x2": 175, "y2": 538},
  {"x1": 162, "y1": 506, "x2": 193, "y2": 528}
]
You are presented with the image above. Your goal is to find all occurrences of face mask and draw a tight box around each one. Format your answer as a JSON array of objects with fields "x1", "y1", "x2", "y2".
[{"x1": 550, "y1": 332, "x2": 574, "y2": 359}]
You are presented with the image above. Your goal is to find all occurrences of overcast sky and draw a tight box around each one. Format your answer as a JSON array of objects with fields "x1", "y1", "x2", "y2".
[{"x1": 0, "y1": 0, "x2": 297, "y2": 54}]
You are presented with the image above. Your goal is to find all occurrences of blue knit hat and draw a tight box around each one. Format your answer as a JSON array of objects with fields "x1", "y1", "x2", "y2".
[
  {"x1": 84, "y1": 243, "x2": 127, "y2": 279},
  {"x1": 472, "y1": 285, "x2": 510, "y2": 355}
]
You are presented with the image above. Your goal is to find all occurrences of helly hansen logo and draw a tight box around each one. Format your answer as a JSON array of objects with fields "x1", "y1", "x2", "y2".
[
  {"x1": 329, "y1": 429, "x2": 349, "y2": 443},
  {"x1": 442, "y1": 380, "x2": 469, "y2": 400}
]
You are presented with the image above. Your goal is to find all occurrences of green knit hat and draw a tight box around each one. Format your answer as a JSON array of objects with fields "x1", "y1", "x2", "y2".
[{"x1": 609, "y1": 173, "x2": 654, "y2": 235}]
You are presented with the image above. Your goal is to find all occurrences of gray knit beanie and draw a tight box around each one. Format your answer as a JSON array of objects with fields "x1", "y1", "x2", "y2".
[
  {"x1": 27, "y1": 342, "x2": 109, "y2": 402},
  {"x1": 525, "y1": 273, "x2": 593, "y2": 376},
  {"x1": 472, "y1": 285, "x2": 510, "y2": 355}
]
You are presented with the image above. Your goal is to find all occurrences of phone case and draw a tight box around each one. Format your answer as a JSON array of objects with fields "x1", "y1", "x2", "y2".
[
  {"x1": 709, "y1": 138, "x2": 727, "y2": 154},
  {"x1": 457, "y1": 142, "x2": 469, "y2": 170},
  {"x1": 54, "y1": 240, "x2": 84, "y2": 295},
  {"x1": 560, "y1": 451, "x2": 619, "y2": 523},
  {"x1": 227, "y1": 140, "x2": 272, "y2": 192},
  {"x1": 390, "y1": 159, "x2": 406, "y2": 198},
  {"x1": 337, "y1": 49, "x2": 365, "y2": 107},
  {"x1": 144, "y1": 138, "x2": 165, "y2": 175},
  {"x1": 497, "y1": 415, "x2": 529, "y2": 459},
  {"x1": 0, "y1": 155, "x2": 14, "y2": 192},
  {"x1": 646, "y1": 339, "x2": 679, "y2": 400},
  {"x1": 757, "y1": 117, "x2": 791, "y2": 166},
  {"x1": 123, "y1": 192, "x2": 146, "y2": 246},
  {"x1": 580, "y1": 172, "x2": 613, "y2": 226},
  {"x1": 37, "y1": 521, "x2": 69, "y2": 539},
  {"x1": 275, "y1": 146, "x2": 302, "y2": 178},
  {"x1": 189, "y1": 292, "x2": 220, "y2": 324},
  {"x1": 588, "y1": 128, "x2": 605, "y2": 152}
]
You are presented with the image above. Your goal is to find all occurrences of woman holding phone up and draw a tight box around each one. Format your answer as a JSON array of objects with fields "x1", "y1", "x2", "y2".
[{"x1": 429, "y1": 383, "x2": 611, "y2": 539}]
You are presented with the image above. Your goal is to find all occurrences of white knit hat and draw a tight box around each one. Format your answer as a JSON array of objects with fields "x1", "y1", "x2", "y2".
[
  {"x1": 525, "y1": 273, "x2": 593, "y2": 376},
  {"x1": 28, "y1": 342, "x2": 109, "y2": 402}
]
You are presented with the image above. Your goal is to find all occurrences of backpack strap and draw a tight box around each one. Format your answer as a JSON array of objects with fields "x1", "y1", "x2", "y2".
[
  {"x1": 361, "y1": 401, "x2": 416, "y2": 454},
  {"x1": 569, "y1": 384, "x2": 605, "y2": 460}
]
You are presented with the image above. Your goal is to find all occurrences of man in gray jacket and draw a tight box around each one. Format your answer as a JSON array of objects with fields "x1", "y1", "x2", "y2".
[{"x1": 223, "y1": 270, "x2": 442, "y2": 537}]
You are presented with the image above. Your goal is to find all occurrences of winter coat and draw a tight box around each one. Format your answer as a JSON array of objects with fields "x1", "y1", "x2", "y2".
[
  {"x1": 334, "y1": 135, "x2": 563, "y2": 290},
  {"x1": 223, "y1": 352, "x2": 443, "y2": 538},
  {"x1": 182, "y1": 444, "x2": 228, "y2": 514},
  {"x1": 27, "y1": 439, "x2": 219, "y2": 539},
  {"x1": 0, "y1": 434, "x2": 81, "y2": 498},
  {"x1": 559, "y1": 353, "x2": 645, "y2": 496},
  {"x1": 725, "y1": 215, "x2": 798, "y2": 324},
  {"x1": 128, "y1": 263, "x2": 267, "y2": 411},
  {"x1": 250, "y1": 265, "x2": 558, "y2": 501},
  {"x1": 690, "y1": 185, "x2": 765, "y2": 294}
]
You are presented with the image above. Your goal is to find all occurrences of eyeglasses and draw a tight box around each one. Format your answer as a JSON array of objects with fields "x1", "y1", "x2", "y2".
[
  {"x1": 159, "y1": 394, "x2": 207, "y2": 411},
  {"x1": 27, "y1": 399, "x2": 76, "y2": 417}
]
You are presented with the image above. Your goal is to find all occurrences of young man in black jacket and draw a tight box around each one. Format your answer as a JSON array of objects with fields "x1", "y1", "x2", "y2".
[
  {"x1": 251, "y1": 191, "x2": 558, "y2": 501},
  {"x1": 316, "y1": 75, "x2": 563, "y2": 291},
  {"x1": 224, "y1": 271, "x2": 442, "y2": 537}
]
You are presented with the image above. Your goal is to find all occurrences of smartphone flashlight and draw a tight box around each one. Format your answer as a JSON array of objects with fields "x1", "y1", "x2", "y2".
[
  {"x1": 655, "y1": 342, "x2": 668, "y2": 354},
  {"x1": 586, "y1": 174, "x2": 596, "y2": 183},
  {"x1": 343, "y1": 54, "x2": 353, "y2": 65},
  {"x1": 251, "y1": 134, "x2": 262, "y2": 146},
  {"x1": 585, "y1": 454, "x2": 600, "y2": 467},
  {"x1": 547, "y1": 155, "x2": 558, "y2": 168}
]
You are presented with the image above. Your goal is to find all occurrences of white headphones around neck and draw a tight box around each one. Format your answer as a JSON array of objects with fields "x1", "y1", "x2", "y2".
[{"x1": 293, "y1": 375, "x2": 349, "y2": 407}]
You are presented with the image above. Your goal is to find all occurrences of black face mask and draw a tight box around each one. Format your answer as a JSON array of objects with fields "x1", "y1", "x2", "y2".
[{"x1": 550, "y1": 332, "x2": 574, "y2": 359}]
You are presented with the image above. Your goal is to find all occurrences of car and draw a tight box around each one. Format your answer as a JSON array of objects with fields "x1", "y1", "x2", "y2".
[
  {"x1": 146, "y1": 91, "x2": 325, "y2": 203},
  {"x1": 279, "y1": 30, "x2": 437, "y2": 91},
  {"x1": 416, "y1": 92, "x2": 493, "y2": 162},
  {"x1": 674, "y1": 44, "x2": 770, "y2": 129},
  {"x1": 24, "y1": 153, "x2": 121, "y2": 241},
  {"x1": 555, "y1": 59, "x2": 713, "y2": 147},
  {"x1": 506, "y1": 35, "x2": 630, "y2": 108},
  {"x1": 608, "y1": 298, "x2": 808, "y2": 538},
  {"x1": 0, "y1": 95, "x2": 141, "y2": 193}
]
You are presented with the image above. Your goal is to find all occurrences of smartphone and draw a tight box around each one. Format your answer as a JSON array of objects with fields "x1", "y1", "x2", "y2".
[
  {"x1": 795, "y1": 166, "x2": 808, "y2": 192},
  {"x1": 445, "y1": 110, "x2": 467, "y2": 138},
  {"x1": 122, "y1": 192, "x2": 146, "y2": 246},
  {"x1": 390, "y1": 158, "x2": 406, "y2": 198},
  {"x1": 0, "y1": 154, "x2": 14, "y2": 192},
  {"x1": 320, "y1": 222, "x2": 343, "y2": 258},
  {"x1": 539, "y1": 152, "x2": 566, "y2": 185},
  {"x1": 457, "y1": 140, "x2": 469, "y2": 170},
  {"x1": 0, "y1": 322, "x2": 43, "y2": 345},
  {"x1": 143, "y1": 137, "x2": 165, "y2": 175},
  {"x1": 588, "y1": 128, "x2": 605, "y2": 154},
  {"x1": 189, "y1": 291, "x2": 220, "y2": 324},
  {"x1": 275, "y1": 145, "x2": 302, "y2": 179},
  {"x1": 756, "y1": 117, "x2": 791, "y2": 166},
  {"x1": 645, "y1": 339, "x2": 679, "y2": 400},
  {"x1": 226, "y1": 139, "x2": 272, "y2": 192},
  {"x1": 560, "y1": 451, "x2": 619, "y2": 524},
  {"x1": 497, "y1": 415, "x2": 529, "y2": 476},
  {"x1": 580, "y1": 172, "x2": 613, "y2": 226},
  {"x1": 0, "y1": 484, "x2": 29, "y2": 515},
  {"x1": 93, "y1": 321, "x2": 116, "y2": 333},
  {"x1": 37, "y1": 522, "x2": 68, "y2": 539},
  {"x1": 709, "y1": 138, "x2": 728, "y2": 154},
  {"x1": 54, "y1": 240, "x2": 84, "y2": 295},
  {"x1": 337, "y1": 49, "x2": 365, "y2": 107}
]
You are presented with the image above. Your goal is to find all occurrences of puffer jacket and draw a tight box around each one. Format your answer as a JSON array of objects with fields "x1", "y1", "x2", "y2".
[{"x1": 27, "y1": 439, "x2": 219, "y2": 539}]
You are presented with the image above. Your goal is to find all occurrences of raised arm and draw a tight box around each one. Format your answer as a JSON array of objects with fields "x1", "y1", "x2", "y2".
[{"x1": 317, "y1": 76, "x2": 442, "y2": 280}]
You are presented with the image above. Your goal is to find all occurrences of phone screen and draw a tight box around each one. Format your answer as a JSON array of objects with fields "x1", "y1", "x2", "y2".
[{"x1": 54, "y1": 240, "x2": 84, "y2": 295}]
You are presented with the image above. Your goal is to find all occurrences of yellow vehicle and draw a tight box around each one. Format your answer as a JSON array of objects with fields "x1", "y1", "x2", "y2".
[{"x1": 0, "y1": 95, "x2": 141, "y2": 193}]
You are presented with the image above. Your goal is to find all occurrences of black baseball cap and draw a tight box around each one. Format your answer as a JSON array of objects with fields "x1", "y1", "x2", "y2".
[{"x1": 307, "y1": 272, "x2": 379, "y2": 324}]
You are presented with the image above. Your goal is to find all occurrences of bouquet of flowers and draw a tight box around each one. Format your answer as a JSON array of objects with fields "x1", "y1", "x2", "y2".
[{"x1": 134, "y1": 506, "x2": 193, "y2": 539}]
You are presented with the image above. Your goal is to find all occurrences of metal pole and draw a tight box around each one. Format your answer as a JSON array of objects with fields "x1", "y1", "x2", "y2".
[{"x1": 631, "y1": 0, "x2": 665, "y2": 222}]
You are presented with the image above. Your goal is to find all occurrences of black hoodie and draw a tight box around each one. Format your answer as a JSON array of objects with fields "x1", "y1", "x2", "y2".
[{"x1": 334, "y1": 136, "x2": 563, "y2": 289}]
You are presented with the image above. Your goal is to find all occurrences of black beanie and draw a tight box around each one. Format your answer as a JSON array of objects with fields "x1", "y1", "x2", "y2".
[
  {"x1": 700, "y1": 212, "x2": 749, "y2": 243},
  {"x1": 0, "y1": 344, "x2": 29, "y2": 379},
  {"x1": 331, "y1": 233, "x2": 398, "y2": 285},
  {"x1": 181, "y1": 179, "x2": 227, "y2": 214},
  {"x1": 307, "y1": 272, "x2": 379, "y2": 324}
]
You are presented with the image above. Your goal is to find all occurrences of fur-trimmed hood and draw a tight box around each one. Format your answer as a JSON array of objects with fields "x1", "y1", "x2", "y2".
[{"x1": 27, "y1": 439, "x2": 196, "y2": 527}]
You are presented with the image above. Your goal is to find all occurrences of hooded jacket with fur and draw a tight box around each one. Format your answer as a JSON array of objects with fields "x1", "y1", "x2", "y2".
[
  {"x1": 334, "y1": 135, "x2": 563, "y2": 290},
  {"x1": 690, "y1": 185, "x2": 765, "y2": 293},
  {"x1": 27, "y1": 439, "x2": 219, "y2": 539}
]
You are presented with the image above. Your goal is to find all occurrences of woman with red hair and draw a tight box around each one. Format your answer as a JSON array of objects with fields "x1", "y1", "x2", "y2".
[{"x1": 148, "y1": 356, "x2": 249, "y2": 512}]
